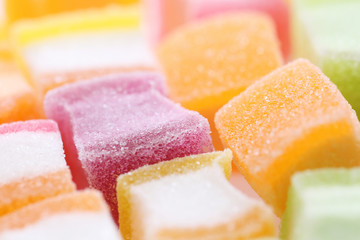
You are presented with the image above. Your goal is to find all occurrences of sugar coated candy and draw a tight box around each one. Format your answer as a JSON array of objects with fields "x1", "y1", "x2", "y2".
[
  {"x1": 0, "y1": 120, "x2": 75, "y2": 216},
  {"x1": 37, "y1": 67, "x2": 156, "y2": 95},
  {"x1": 117, "y1": 150, "x2": 276, "y2": 240},
  {"x1": 5, "y1": 0, "x2": 138, "y2": 23},
  {"x1": 0, "y1": 23, "x2": 11, "y2": 61},
  {"x1": 282, "y1": 168, "x2": 360, "y2": 240},
  {"x1": 44, "y1": 72, "x2": 214, "y2": 220},
  {"x1": 0, "y1": 62, "x2": 42, "y2": 123},
  {"x1": 157, "y1": 13, "x2": 282, "y2": 149},
  {"x1": 215, "y1": 59, "x2": 360, "y2": 216},
  {"x1": 146, "y1": 0, "x2": 290, "y2": 58},
  {"x1": 11, "y1": 5, "x2": 155, "y2": 95},
  {"x1": 0, "y1": 190, "x2": 122, "y2": 240},
  {"x1": 292, "y1": 0, "x2": 360, "y2": 117}
]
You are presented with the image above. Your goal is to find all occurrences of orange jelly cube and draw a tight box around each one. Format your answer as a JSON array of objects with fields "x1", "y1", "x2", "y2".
[
  {"x1": 215, "y1": 59, "x2": 360, "y2": 216},
  {"x1": 0, "y1": 24, "x2": 11, "y2": 61},
  {"x1": 157, "y1": 13, "x2": 282, "y2": 149},
  {"x1": 0, "y1": 190, "x2": 121, "y2": 239},
  {"x1": 0, "y1": 120, "x2": 75, "y2": 216},
  {"x1": 0, "y1": 62, "x2": 41, "y2": 123},
  {"x1": 0, "y1": 190, "x2": 101, "y2": 232},
  {"x1": 5, "y1": 0, "x2": 138, "y2": 23}
]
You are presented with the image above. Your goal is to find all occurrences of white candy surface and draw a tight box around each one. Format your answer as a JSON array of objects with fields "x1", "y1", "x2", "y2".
[
  {"x1": 24, "y1": 29, "x2": 156, "y2": 76},
  {"x1": 0, "y1": 131, "x2": 66, "y2": 184},
  {"x1": 130, "y1": 164, "x2": 261, "y2": 238},
  {"x1": 0, "y1": 212, "x2": 121, "y2": 240}
]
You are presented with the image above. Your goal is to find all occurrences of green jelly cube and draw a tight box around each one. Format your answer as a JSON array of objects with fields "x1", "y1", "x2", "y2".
[
  {"x1": 292, "y1": 0, "x2": 360, "y2": 117},
  {"x1": 281, "y1": 168, "x2": 360, "y2": 240}
]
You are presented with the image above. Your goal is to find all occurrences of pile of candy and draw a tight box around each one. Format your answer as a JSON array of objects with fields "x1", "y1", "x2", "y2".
[{"x1": 0, "y1": 0, "x2": 359, "y2": 239}]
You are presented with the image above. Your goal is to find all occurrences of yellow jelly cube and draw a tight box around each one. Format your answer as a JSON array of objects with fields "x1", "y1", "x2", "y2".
[{"x1": 117, "y1": 150, "x2": 276, "y2": 240}]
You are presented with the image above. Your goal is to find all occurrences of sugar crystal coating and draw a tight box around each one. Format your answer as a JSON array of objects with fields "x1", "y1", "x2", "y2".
[
  {"x1": 193, "y1": 0, "x2": 290, "y2": 59},
  {"x1": 0, "y1": 120, "x2": 75, "y2": 216},
  {"x1": 157, "y1": 13, "x2": 282, "y2": 149},
  {"x1": 0, "y1": 62, "x2": 41, "y2": 123},
  {"x1": 215, "y1": 59, "x2": 360, "y2": 216},
  {"x1": 0, "y1": 190, "x2": 121, "y2": 240},
  {"x1": 117, "y1": 150, "x2": 276, "y2": 240},
  {"x1": 292, "y1": 0, "x2": 360, "y2": 117},
  {"x1": 146, "y1": 0, "x2": 289, "y2": 58},
  {"x1": 44, "y1": 72, "x2": 167, "y2": 189},
  {"x1": 117, "y1": 150, "x2": 232, "y2": 240},
  {"x1": 282, "y1": 168, "x2": 360, "y2": 240},
  {"x1": 44, "y1": 72, "x2": 214, "y2": 220},
  {"x1": 10, "y1": 5, "x2": 155, "y2": 94}
]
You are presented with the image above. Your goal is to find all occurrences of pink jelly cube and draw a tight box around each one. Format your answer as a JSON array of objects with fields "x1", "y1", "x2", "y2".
[
  {"x1": 145, "y1": 0, "x2": 289, "y2": 59},
  {"x1": 0, "y1": 120, "x2": 58, "y2": 134},
  {"x1": 43, "y1": 72, "x2": 167, "y2": 190},
  {"x1": 44, "y1": 72, "x2": 214, "y2": 220}
]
